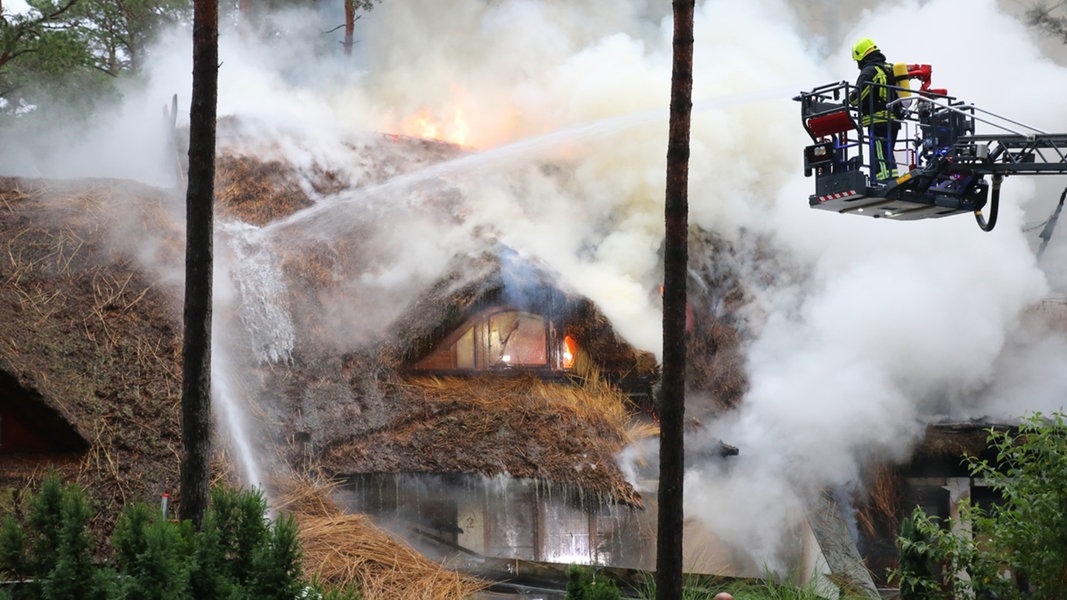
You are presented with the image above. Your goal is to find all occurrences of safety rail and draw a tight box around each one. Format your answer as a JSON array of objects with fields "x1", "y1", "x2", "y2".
[{"x1": 796, "y1": 75, "x2": 1067, "y2": 231}]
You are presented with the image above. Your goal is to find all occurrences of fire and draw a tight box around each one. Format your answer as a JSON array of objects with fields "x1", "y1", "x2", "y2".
[
  {"x1": 562, "y1": 335, "x2": 577, "y2": 369},
  {"x1": 448, "y1": 107, "x2": 469, "y2": 146},
  {"x1": 404, "y1": 106, "x2": 469, "y2": 146},
  {"x1": 397, "y1": 83, "x2": 474, "y2": 147},
  {"x1": 410, "y1": 108, "x2": 438, "y2": 140}
]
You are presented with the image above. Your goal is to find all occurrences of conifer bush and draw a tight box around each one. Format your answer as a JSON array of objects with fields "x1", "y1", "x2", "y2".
[{"x1": 0, "y1": 473, "x2": 340, "y2": 600}]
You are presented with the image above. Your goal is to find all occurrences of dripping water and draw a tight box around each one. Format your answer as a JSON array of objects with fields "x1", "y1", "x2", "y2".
[
  {"x1": 207, "y1": 221, "x2": 298, "y2": 495},
  {"x1": 220, "y1": 221, "x2": 295, "y2": 365}
]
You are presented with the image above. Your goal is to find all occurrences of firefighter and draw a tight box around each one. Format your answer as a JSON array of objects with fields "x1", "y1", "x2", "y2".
[{"x1": 849, "y1": 37, "x2": 900, "y2": 185}]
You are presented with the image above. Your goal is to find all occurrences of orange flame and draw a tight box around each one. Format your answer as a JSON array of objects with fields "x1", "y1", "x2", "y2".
[
  {"x1": 404, "y1": 106, "x2": 469, "y2": 146},
  {"x1": 562, "y1": 335, "x2": 577, "y2": 369},
  {"x1": 410, "y1": 108, "x2": 438, "y2": 140},
  {"x1": 397, "y1": 83, "x2": 474, "y2": 147},
  {"x1": 448, "y1": 107, "x2": 469, "y2": 146}
]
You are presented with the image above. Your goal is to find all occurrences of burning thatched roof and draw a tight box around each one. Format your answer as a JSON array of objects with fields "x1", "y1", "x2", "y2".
[
  {"x1": 259, "y1": 238, "x2": 660, "y2": 505},
  {"x1": 0, "y1": 121, "x2": 770, "y2": 553},
  {"x1": 380, "y1": 244, "x2": 659, "y2": 381},
  {"x1": 0, "y1": 133, "x2": 669, "y2": 526}
]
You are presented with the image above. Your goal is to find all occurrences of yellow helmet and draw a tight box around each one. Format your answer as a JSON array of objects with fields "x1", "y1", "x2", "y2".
[{"x1": 852, "y1": 37, "x2": 878, "y2": 62}]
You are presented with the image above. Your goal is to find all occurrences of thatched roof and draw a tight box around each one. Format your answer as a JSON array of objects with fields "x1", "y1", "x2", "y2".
[
  {"x1": 255, "y1": 238, "x2": 659, "y2": 505},
  {"x1": 0, "y1": 132, "x2": 668, "y2": 527},
  {"x1": 0, "y1": 130, "x2": 774, "y2": 595},
  {"x1": 0, "y1": 177, "x2": 185, "y2": 527},
  {"x1": 379, "y1": 244, "x2": 659, "y2": 381}
]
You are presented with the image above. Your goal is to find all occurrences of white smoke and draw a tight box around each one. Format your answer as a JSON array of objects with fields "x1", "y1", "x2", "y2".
[
  {"x1": 339, "y1": 0, "x2": 1067, "y2": 569},
  {"x1": 5, "y1": 0, "x2": 1067, "y2": 576},
  {"x1": 686, "y1": 0, "x2": 1067, "y2": 568}
]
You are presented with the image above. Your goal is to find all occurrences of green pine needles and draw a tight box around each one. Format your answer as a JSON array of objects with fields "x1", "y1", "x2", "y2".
[{"x1": 0, "y1": 473, "x2": 350, "y2": 600}]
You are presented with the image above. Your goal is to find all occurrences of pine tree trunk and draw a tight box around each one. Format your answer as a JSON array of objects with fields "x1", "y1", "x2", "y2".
[
  {"x1": 344, "y1": 0, "x2": 355, "y2": 56},
  {"x1": 179, "y1": 0, "x2": 219, "y2": 529},
  {"x1": 656, "y1": 1, "x2": 693, "y2": 598}
]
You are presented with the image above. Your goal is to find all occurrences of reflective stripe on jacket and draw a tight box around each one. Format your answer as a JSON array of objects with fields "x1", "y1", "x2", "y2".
[{"x1": 850, "y1": 59, "x2": 894, "y2": 126}]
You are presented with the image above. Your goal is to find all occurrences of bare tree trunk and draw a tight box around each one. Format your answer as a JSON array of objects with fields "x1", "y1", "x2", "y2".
[
  {"x1": 656, "y1": 1, "x2": 693, "y2": 598},
  {"x1": 343, "y1": 0, "x2": 355, "y2": 57},
  {"x1": 179, "y1": 0, "x2": 218, "y2": 529}
]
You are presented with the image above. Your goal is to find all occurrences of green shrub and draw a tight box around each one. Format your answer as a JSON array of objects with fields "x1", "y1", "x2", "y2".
[
  {"x1": 0, "y1": 477, "x2": 348, "y2": 600},
  {"x1": 894, "y1": 508, "x2": 939, "y2": 600},
  {"x1": 26, "y1": 473, "x2": 68, "y2": 579},
  {"x1": 110, "y1": 503, "x2": 191, "y2": 600},
  {"x1": 248, "y1": 513, "x2": 304, "y2": 600},
  {"x1": 0, "y1": 473, "x2": 107, "y2": 600},
  {"x1": 565, "y1": 564, "x2": 621, "y2": 600},
  {"x1": 40, "y1": 483, "x2": 100, "y2": 600},
  {"x1": 890, "y1": 411, "x2": 1067, "y2": 599},
  {"x1": 202, "y1": 486, "x2": 271, "y2": 588},
  {"x1": 0, "y1": 514, "x2": 27, "y2": 578}
]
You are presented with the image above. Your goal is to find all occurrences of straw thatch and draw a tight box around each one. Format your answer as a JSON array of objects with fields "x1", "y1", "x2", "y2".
[
  {"x1": 274, "y1": 476, "x2": 487, "y2": 600},
  {"x1": 0, "y1": 127, "x2": 768, "y2": 590},
  {"x1": 684, "y1": 230, "x2": 754, "y2": 417},
  {"x1": 0, "y1": 177, "x2": 186, "y2": 534},
  {"x1": 215, "y1": 154, "x2": 315, "y2": 225},
  {"x1": 0, "y1": 135, "x2": 665, "y2": 532},
  {"x1": 316, "y1": 372, "x2": 653, "y2": 507}
]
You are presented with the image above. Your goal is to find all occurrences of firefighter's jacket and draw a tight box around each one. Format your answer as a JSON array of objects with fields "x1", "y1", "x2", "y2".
[{"x1": 849, "y1": 50, "x2": 894, "y2": 127}]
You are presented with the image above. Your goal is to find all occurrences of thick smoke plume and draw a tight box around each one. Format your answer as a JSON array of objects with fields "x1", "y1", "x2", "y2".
[{"x1": 5, "y1": 0, "x2": 1067, "y2": 573}]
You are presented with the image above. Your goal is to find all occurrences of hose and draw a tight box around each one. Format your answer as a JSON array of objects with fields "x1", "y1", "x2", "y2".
[{"x1": 975, "y1": 174, "x2": 1002, "y2": 232}]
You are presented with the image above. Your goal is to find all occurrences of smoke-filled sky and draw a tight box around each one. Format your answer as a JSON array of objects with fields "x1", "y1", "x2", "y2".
[{"x1": 5, "y1": 0, "x2": 1067, "y2": 571}]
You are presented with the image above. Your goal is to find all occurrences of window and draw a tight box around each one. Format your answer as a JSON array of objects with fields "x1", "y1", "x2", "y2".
[
  {"x1": 414, "y1": 309, "x2": 569, "y2": 371},
  {"x1": 485, "y1": 311, "x2": 546, "y2": 367}
]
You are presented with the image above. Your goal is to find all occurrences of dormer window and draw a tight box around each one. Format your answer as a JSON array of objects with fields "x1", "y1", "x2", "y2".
[{"x1": 413, "y1": 309, "x2": 571, "y2": 372}]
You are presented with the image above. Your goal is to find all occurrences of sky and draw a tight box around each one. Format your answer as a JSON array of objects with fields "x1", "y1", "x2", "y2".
[
  {"x1": 4, "y1": 0, "x2": 29, "y2": 14},
  {"x1": 5, "y1": 0, "x2": 1067, "y2": 574}
]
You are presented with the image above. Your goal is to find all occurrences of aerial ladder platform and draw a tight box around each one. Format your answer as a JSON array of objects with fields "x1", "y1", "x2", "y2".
[{"x1": 796, "y1": 65, "x2": 1067, "y2": 231}]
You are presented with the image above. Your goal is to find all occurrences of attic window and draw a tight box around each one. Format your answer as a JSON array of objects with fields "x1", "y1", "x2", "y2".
[{"x1": 414, "y1": 309, "x2": 569, "y2": 372}]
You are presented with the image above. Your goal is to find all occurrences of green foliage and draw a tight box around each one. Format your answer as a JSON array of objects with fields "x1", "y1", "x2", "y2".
[
  {"x1": 889, "y1": 507, "x2": 990, "y2": 600},
  {"x1": 894, "y1": 508, "x2": 939, "y2": 600},
  {"x1": 248, "y1": 513, "x2": 304, "y2": 600},
  {"x1": 0, "y1": 514, "x2": 26, "y2": 577},
  {"x1": 0, "y1": 473, "x2": 106, "y2": 600},
  {"x1": 0, "y1": 0, "x2": 190, "y2": 120},
  {"x1": 40, "y1": 482, "x2": 100, "y2": 600},
  {"x1": 199, "y1": 486, "x2": 271, "y2": 591},
  {"x1": 1, "y1": 2, "x2": 101, "y2": 116},
  {"x1": 890, "y1": 411, "x2": 1067, "y2": 599},
  {"x1": 25, "y1": 472, "x2": 67, "y2": 577},
  {"x1": 0, "y1": 477, "x2": 349, "y2": 600},
  {"x1": 110, "y1": 503, "x2": 191, "y2": 600},
  {"x1": 565, "y1": 564, "x2": 621, "y2": 600}
]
